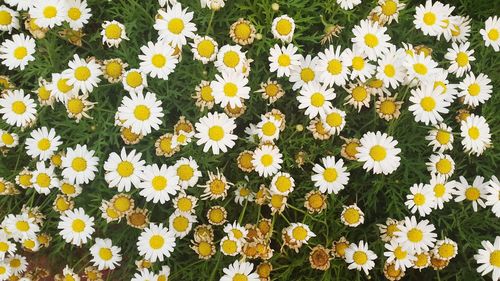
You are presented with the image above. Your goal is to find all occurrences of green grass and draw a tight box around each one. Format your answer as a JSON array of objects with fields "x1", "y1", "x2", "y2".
[{"x1": 0, "y1": 0, "x2": 499, "y2": 280}]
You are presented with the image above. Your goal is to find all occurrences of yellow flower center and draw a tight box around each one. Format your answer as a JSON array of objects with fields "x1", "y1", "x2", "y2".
[
  {"x1": 277, "y1": 54, "x2": 291, "y2": 67},
  {"x1": 14, "y1": 47, "x2": 27, "y2": 60},
  {"x1": 380, "y1": 100, "x2": 396, "y2": 114},
  {"x1": 434, "y1": 81, "x2": 447, "y2": 94},
  {"x1": 133, "y1": 105, "x2": 151, "y2": 121},
  {"x1": 275, "y1": 176, "x2": 292, "y2": 193},
  {"x1": 99, "y1": 248, "x2": 113, "y2": 261},
  {"x1": 394, "y1": 246, "x2": 407, "y2": 260},
  {"x1": 126, "y1": 72, "x2": 143, "y2": 88},
  {"x1": 327, "y1": 59, "x2": 342, "y2": 75},
  {"x1": 260, "y1": 154, "x2": 273, "y2": 167},
  {"x1": 197, "y1": 39, "x2": 215, "y2": 58},
  {"x1": 61, "y1": 183, "x2": 76, "y2": 195},
  {"x1": 71, "y1": 218, "x2": 86, "y2": 232},
  {"x1": 209, "y1": 179, "x2": 226, "y2": 195},
  {"x1": 0, "y1": 242, "x2": 9, "y2": 252},
  {"x1": 351, "y1": 56, "x2": 365, "y2": 70},
  {"x1": 369, "y1": 145, "x2": 387, "y2": 161},
  {"x1": 233, "y1": 273, "x2": 248, "y2": 281},
  {"x1": 364, "y1": 33, "x2": 379, "y2": 48},
  {"x1": 67, "y1": 98, "x2": 84, "y2": 114},
  {"x1": 234, "y1": 22, "x2": 251, "y2": 39},
  {"x1": 55, "y1": 197, "x2": 70, "y2": 211},
  {"x1": 67, "y1": 7, "x2": 81, "y2": 20},
  {"x1": 276, "y1": 19, "x2": 292, "y2": 35},
  {"x1": 113, "y1": 196, "x2": 131, "y2": 212},
  {"x1": 208, "y1": 125, "x2": 224, "y2": 141},
  {"x1": 177, "y1": 197, "x2": 193, "y2": 212},
  {"x1": 152, "y1": 176, "x2": 167, "y2": 191},
  {"x1": 467, "y1": 83, "x2": 480, "y2": 96},
  {"x1": 105, "y1": 24, "x2": 122, "y2": 39},
  {"x1": 382, "y1": 0, "x2": 397, "y2": 16},
  {"x1": 323, "y1": 168, "x2": 338, "y2": 182},
  {"x1": 75, "y1": 66, "x2": 91, "y2": 81},
  {"x1": 36, "y1": 173, "x2": 50, "y2": 188},
  {"x1": 9, "y1": 258, "x2": 20, "y2": 268},
  {"x1": 352, "y1": 86, "x2": 367, "y2": 101},
  {"x1": 11, "y1": 100, "x2": 26, "y2": 114},
  {"x1": 1, "y1": 132, "x2": 14, "y2": 145},
  {"x1": 434, "y1": 183, "x2": 446, "y2": 197},
  {"x1": 343, "y1": 208, "x2": 360, "y2": 224},
  {"x1": 413, "y1": 193, "x2": 426, "y2": 206},
  {"x1": 407, "y1": 228, "x2": 423, "y2": 242},
  {"x1": 223, "y1": 51, "x2": 240, "y2": 68},
  {"x1": 57, "y1": 78, "x2": 73, "y2": 93},
  {"x1": 490, "y1": 250, "x2": 500, "y2": 267},
  {"x1": 177, "y1": 164, "x2": 194, "y2": 181},
  {"x1": 291, "y1": 226, "x2": 308, "y2": 241},
  {"x1": 436, "y1": 130, "x2": 450, "y2": 144},
  {"x1": 465, "y1": 186, "x2": 480, "y2": 201},
  {"x1": 384, "y1": 64, "x2": 395, "y2": 77},
  {"x1": 420, "y1": 96, "x2": 436, "y2": 111},
  {"x1": 438, "y1": 243, "x2": 455, "y2": 258},
  {"x1": 262, "y1": 121, "x2": 277, "y2": 136},
  {"x1": 423, "y1": 12, "x2": 436, "y2": 25},
  {"x1": 223, "y1": 82, "x2": 238, "y2": 97},
  {"x1": 200, "y1": 85, "x2": 214, "y2": 101},
  {"x1": 488, "y1": 29, "x2": 499, "y2": 41},
  {"x1": 16, "y1": 221, "x2": 30, "y2": 231},
  {"x1": 326, "y1": 112, "x2": 342, "y2": 127},
  {"x1": 300, "y1": 68, "x2": 315, "y2": 82},
  {"x1": 456, "y1": 52, "x2": 469, "y2": 67},
  {"x1": 172, "y1": 216, "x2": 189, "y2": 232},
  {"x1": 468, "y1": 126, "x2": 480, "y2": 140},
  {"x1": 221, "y1": 239, "x2": 238, "y2": 254},
  {"x1": 105, "y1": 61, "x2": 122, "y2": 78},
  {"x1": 208, "y1": 208, "x2": 224, "y2": 223},
  {"x1": 435, "y1": 159, "x2": 452, "y2": 174},
  {"x1": 117, "y1": 161, "x2": 134, "y2": 177},
  {"x1": 308, "y1": 193, "x2": 324, "y2": 209},
  {"x1": 0, "y1": 11, "x2": 12, "y2": 25},
  {"x1": 19, "y1": 174, "x2": 32, "y2": 186},
  {"x1": 310, "y1": 92, "x2": 325, "y2": 107},
  {"x1": 151, "y1": 54, "x2": 166, "y2": 68},
  {"x1": 265, "y1": 84, "x2": 279, "y2": 97},
  {"x1": 413, "y1": 63, "x2": 428, "y2": 75},
  {"x1": 168, "y1": 18, "x2": 184, "y2": 34},
  {"x1": 37, "y1": 138, "x2": 51, "y2": 151},
  {"x1": 198, "y1": 241, "x2": 213, "y2": 256},
  {"x1": 353, "y1": 251, "x2": 368, "y2": 265},
  {"x1": 43, "y1": 6, "x2": 57, "y2": 19},
  {"x1": 149, "y1": 235, "x2": 165, "y2": 249}
]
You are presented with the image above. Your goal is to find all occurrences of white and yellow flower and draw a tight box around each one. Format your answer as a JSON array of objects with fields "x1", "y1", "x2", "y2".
[
  {"x1": 268, "y1": 43, "x2": 300, "y2": 78},
  {"x1": 63, "y1": 54, "x2": 102, "y2": 94},
  {"x1": 25, "y1": 127, "x2": 62, "y2": 161},
  {"x1": 89, "y1": 238, "x2": 122, "y2": 270},
  {"x1": 211, "y1": 70, "x2": 250, "y2": 108},
  {"x1": 139, "y1": 40, "x2": 178, "y2": 80},
  {"x1": 356, "y1": 131, "x2": 401, "y2": 175},
  {"x1": 0, "y1": 5, "x2": 19, "y2": 33},
  {"x1": 194, "y1": 112, "x2": 237, "y2": 155},
  {"x1": 315, "y1": 45, "x2": 350, "y2": 86},
  {"x1": 405, "y1": 183, "x2": 435, "y2": 217},
  {"x1": 154, "y1": 3, "x2": 197, "y2": 47},
  {"x1": 101, "y1": 20, "x2": 128, "y2": 48},
  {"x1": 351, "y1": 19, "x2": 391, "y2": 60},
  {"x1": 0, "y1": 33, "x2": 36, "y2": 70},
  {"x1": 460, "y1": 114, "x2": 491, "y2": 156},
  {"x1": 345, "y1": 240, "x2": 377, "y2": 275},
  {"x1": 480, "y1": 16, "x2": 500, "y2": 52},
  {"x1": 57, "y1": 207, "x2": 95, "y2": 246},
  {"x1": 457, "y1": 72, "x2": 492, "y2": 107},
  {"x1": 271, "y1": 15, "x2": 295, "y2": 42},
  {"x1": 137, "y1": 223, "x2": 176, "y2": 262},
  {"x1": 452, "y1": 175, "x2": 488, "y2": 212},
  {"x1": 138, "y1": 164, "x2": 180, "y2": 204},
  {"x1": 103, "y1": 148, "x2": 145, "y2": 192},
  {"x1": 117, "y1": 92, "x2": 164, "y2": 136}
]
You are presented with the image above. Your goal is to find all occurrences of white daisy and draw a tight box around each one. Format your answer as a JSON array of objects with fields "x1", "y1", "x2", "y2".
[
  {"x1": 356, "y1": 131, "x2": 401, "y2": 175},
  {"x1": 29, "y1": 0, "x2": 65, "y2": 28},
  {"x1": 103, "y1": 148, "x2": 145, "y2": 192},
  {"x1": 270, "y1": 172, "x2": 295, "y2": 195},
  {"x1": 0, "y1": 33, "x2": 36, "y2": 70},
  {"x1": 337, "y1": 0, "x2": 362, "y2": 10},
  {"x1": 46, "y1": 72, "x2": 78, "y2": 103},
  {"x1": 271, "y1": 14, "x2": 295, "y2": 42},
  {"x1": 0, "y1": 5, "x2": 19, "y2": 33},
  {"x1": 287, "y1": 223, "x2": 316, "y2": 244},
  {"x1": 408, "y1": 83, "x2": 450, "y2": 125},
  {"x1": 413, "y1": 0, "x2": 448, "y2": 36},
  {"x1": 194, "y1": 112, "x2": 237, "y2": 155},
  {"x1": 445, "y1": 42, "x2": 475, "y2": 77},
  {"x1": 449, "y1": 16, "x2": 471, "y2": 43},
  {"x1": 63, "y1": 0, "x2": 91, "y2": 30},
  {"x1": 315, "y1": 45, "x2": 350, "y2": 86},
  {"x1": 122, "y1": 69, "x2": 147, "y2": 94},
  {"x1": 223, "y1": 222, "x2": 248, "y2": 241},
  {"x1": 289, "y1": 54, "x2": 320, "y2": 90},
  {"x1": 0, "y1": 233, "x2": 15, "y2": 260},
  {"x1": 404, "y1": 52, "x2": 438, "y2": 83},
  {"x1": 25, "y1": 127, "x2": 62, "y2": 161},
  {"x1": 137, "y1": 223, "x2": 176, "y2": 262},
  {"x1": 31, "y1": 161, "x2": 59, "y2": 195},
  {"x1": 61, "y1": 144, "x2": 99, "y2": 185},
  {"x1": 190, "y1": 35, "x2": 218, "y2": 64},
  {"x1": 169, "y1": 210, "x2": 196, "y2": 238},
  {"x1": 215, "y1": 44, "x2": 246, "y2": 73},
  {"x1": 384, "y1": 240, "x2": 416, "y2": 270},
  {"x1": 351, "y1": 19, "x2": 391, "y2": 60},
  {"x1": 174, "y1": 157, "x2": 202, "y2": 189},
  {"x1": 321, "y1": 107, "x2": 346, "y2": 135},
  {"x1": 139, "y1": 40, "x2": 178, "y2": 80},
  {"x1": 63, "y1": 54, "x2": 102, "y2": 94},
  {"x1": 89, "y1": 238, "x2": 122, "y2": 270},
  {"x1": 480, "y1": 16, "x2": 500, "y2": 52},
  {"x1": 0, "y1": 130, "x2": 18, "y2": 148},
  {"x1": 405, "y1": 183, "x2": 435, "y2": 217},
  {"x1": 4, "y1": 213, "x2": 39, "y2": 241},
  {"x1": 211, "y1": 70, "x2": 250, "y2": 108},
  {"x1": 341, "y1": 204, "x2": 365, "y2": 227},
  {"x1": 0, "y1": 261, "x2": 10, "y2": 280},
  {"x1": 117, "y1": 92, "x2": 164, "y2": 135},
  {"x1": 154, "y1": 3, "x2": 197, "y2": 47},
  {"x1": 252, "y1": 144, "x2": 283, "y2": 178},
  {"x1": 220, "y1": 235, "x2": 241, "y2": 256},
  {"x1": 138, "y1": 164, "x2": 180, "y2": 204},
  {"x1": 460, "y1": 114, "x2": 491, "y2": 156},
  {"x1": 256, "y1": 115, "x2": 281, "y2": 143},
  {"x1": 311, "y1": 156, "x2": 349, "y2": 194},
  {"x1": 57, "y1": 207, "x2": 95, "y2": 246},
  {"x1": 220, "y1": 260, "x2": 259, "y2": 281},
  {"x1": 425, "y1": 123, "x2": 453, "y2": 153},
  {"x1": 6, "y1": 254, "x2": 27, "y2": 275},
  {"x1": 4, "y1": 0, "x2": 34, "y2": 11},
  {"x1": 426, "y1": 153, "x2": 455, "y2": 179},
  {"x1": 433, "y1": 238, "x2": 458, "y2": 261},
  {"x1": 429, "y1": 174, "x2": 455, "y2": 210},
  {"x1": 430, "y1": 68, "x2": 457, "y2": 103},
  {"x1": 268, "y1": 43, "x2": 300, "y2": 78},
  {"x1": 345, "y1": 240, "x2": 378, "y2": 275},
  {"x1": 474, "y1": 236, "x2": 500, "y2": 281},
  {"x1": 395, "y1": 216, "x2": 437, "y2": 253},
  {"x1": 452, "y1": 175, "x2": 488, "y2": 212},
  {"x1": 376, "y1": 45, "x2": 406, "y2": 89},
  {"x1": 296, "y1": 81, "x2": 335, "y2": 119},
  {"x1": 101, "y1": 20, "x2": 128, "y2": 48},
  {"x1": 343, "y1": 48, "x2": 375, "y2": 83},
  {"x1": 457, "y1": 72, "x2": 492, "y2": 107},
  {"x1": 486, "y1": 176, "x2": 500, "y2": 217}
]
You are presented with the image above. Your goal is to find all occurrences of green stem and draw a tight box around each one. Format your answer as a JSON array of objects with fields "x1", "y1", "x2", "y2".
[{"x1": 205, "y1": 10, "x2": 215, "y2": 36}]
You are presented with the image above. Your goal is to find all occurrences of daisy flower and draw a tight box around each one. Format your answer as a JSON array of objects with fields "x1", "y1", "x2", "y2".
[
  {"x1": 377, "y1": 218, "x2": 402, "y2": 242},
  {"x1": 445, "y1": 42, "x2": 475, "y2": 77},
  {"x1": 486, "y1": 176, "x2": 500, "y2": 217},
  {"x1": 474, "y1": 236, "x2": 500, "y2": 281},
  {"x1": 0, "y1": 233, "x2": 15, "y2": 260},
  {"x1": 215, "y1": 44, "x2": 246, "y2": 73},
  {"x1": 190, "y1": 35, "x2": 218, "y2": 64},
  {"x1": 61, "y1": 144, "x2": 99, "y2": 185},
  {"x1": 268, "y1": 44, "x2": 300, "y2": 78},
  {"x1": 256, "y1": 115, "x2": 281, "y2": 143},
  {"x1": 395, "y1": 216, "x2": 436, "y2": 253},
  {"x1": 315, "y1": 45, "x2": 350, "y2": 86},
  {"x1": 229, "y1": 18, "x2": 256, "y2": 45},
  {"x1": 57, "y1": 208, "x2": 95, "y2": 246},
  {"x1": 7, "y1": 254, "x2": 27, "y2": 275},
  {"x1": 103, "y1": 148, "x2": 145, "y2": 192},
  {"x1": 405, "y1": 183, "x2": 435, "y2": 217},
  {"x1": 211, "y1": 70, "x2": 250, "y2": 108},
  {"x1": 117, "y1": 92, "x2": 164, "y2": 135},
  {"x1": 480, "y1": 16, "x2": 500, "y2": 51},
  {"x1": 341, "y1": 204, "x2": 364, "y2": 227},
  {"x1": 219, "y1": 235, "x2": 241, "y2": 256},
  {"x1": 46, "y1": 73, "x2": 77, "y2": 103},
  {"x1": 101, "y1": 20, "x2": 128, "y2": 48},
  {"x1": 270, "y1": 172, "x2": 295, "y2": 196},
  {"x1": 4, "y1": 0, "x2": 33, "y2": 11},
  {"x1": 345, "y1": 240, "x2": 377, "y2": 275},
  {"x1": 351, "y1": 19, "x2": 391, "y2": 60},
  {"x1": 426, "y1": 153, "x2": 455, "y2": 179},
  {"x1": 425, "y1": 123, "x2": 453, "y2": 153},
  {"x1": 29, "y1": 0, "x2": 65, "y2": 28},
  {"x1": 31, "y1": 161, "x2": 59, "y2": 195},
  {"x1": 0, "y1": 33, "x2": 36, "y2": 70},
  {"x1": 344, "y1": 82, "x2": 371, "y2": 111},
  {"x1": 0, "y1": 5, "x2": 19, "y2": 33},
  {"x1": 337, "y1": 0, "x2": 361, "y2": 10},
  {"x1": 131, "y1": 269, "x2": 156, "y2": 281},
  {"x1": 139, "y1": 40, "x2": 178, "y2": 80},
  {"x1": 137, "y1": 223, "x2": 176, "y2": 262},
  {"x1": 194, "y1": 112, "x2": 237, "y2": 155},
  {"x1": 89, "y1": 238, "x2": 122, "y2": 270},
  {"x1": 321, "y1": 107, "x2": 346, "y2": 135},
  {"x1": 457, "y1": 72, "x2": 492, "y2": 107},
  {"x1": 356, "y1": 131, "x2": 401, "y2": 175},
  {"x1": 433, "y1": 238, "x2": 458, "y2": 261},
  {"x1": 375, "y1": 96, "x2": 402, "y2": 121},
  {"x1": 220, "y1": 260, "x2": 259, "y2": 281},
  {"x1": 169, "y1": 210, "x2": 196, "y2": 238},
  {"x1": 376, "y1": 45, "x2": 406, "y2": 89},
  {"x1": 452, "y1": 176, "x2": 488, "y2": 212},
  {"x1": 404, "y1": 52, "x2": 438, "y2": 83},
  {"x1": 174, "y1": 157, "x2": 201, "y2": 189},
  {"x1": 271, "y1": 14, "x2": 295, "y2": 42},
  {"x1": 252, "y1": 144, "x2": 283, "y2": 178},
  {"x1": 374, "y1": 0, "x2": 406, "y2": 25},
  {"x1": 154, "y1": 3, "x2": 197, "y2": 47},
  {"x1": 460, "y1": 114, "x2": 491, "y2": 156},
  {"x1": 63, "y1": 54, "x2": 102, "y2": 94},
  {"x1": 223, "y1": 222, "x2": 248, "y2": 241},
  {"x1": 64, "y1": 0, "x2": 91, "y2": 30},
  {"x1": 297, "y1": 81, "x2": 335, "y2": 119},
  {"x1": 122, "y1": 69, "x2": 147, "y2": 94},
  {"x1": 449, "y1": 16, "x2": 471, "y2": 43},
  {"x1": 311, "y1": 156, "x2": 349, "y2": 194},
  {"x1": 138, "y1": 164, "x2": 180, "y2": 204},
  {"x1": 429, "y1": 174, "x2": 455, "y2": 210},
  {"x1": 288, "y1": 54, "x2": 319, "y2": 90},
  {"x1": 384, "y1": 240, "x2": 416, "y2": 270},
  {"x1": 287, "y1": 223, "x2": 315, "y2": 244},
  {"x1": 4, "y1": 213, "x2": 39, "y2": 241},
  {"x1": 413, "y1": 0, "x2": 447, "y2": 36},
  {"x1": 343, "y1": 48, "x2": 375, "y2": 82},
  {"x1": 199, "y1": 169, "x2": 233, "y2": 200},
  {"x1": 0, "y1": 130, "x2": 18, "y2": 148},
  {"x1": 408, "y1": 83, "x2": 450, "y2": 125},
  {"x1": 25, "y1": 127, "x2": 62, "y2": 161}
]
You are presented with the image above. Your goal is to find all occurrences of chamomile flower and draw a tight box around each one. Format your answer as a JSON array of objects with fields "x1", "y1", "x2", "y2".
[
  {"x1": 104, "y1": 148, "x2": 145, "y2": 192},
  {"x1": 0, "y1": 130, "x2": 18, "y2": 148},
  {"x1": 174, "y1": 157, "x2": 201, "y2": 189},
  {"x1": 256, "y1": 115, "x2": 281, "y2": 143},
  {"x1": 0, "y1": 5, "x2": 19, "y2": 33},
  {"x1": 413, "y1": 0, "x2": 447, "y2": 36},
  {"x1": 384, "y1": 240, "x2": 416, "y2": 270},
  {"x1": 345, "y1": 240, "x2": 377, "y2": 275},
  {"x1": 252, "y1": 144, "x2": 283, "y2": 178},
  {"x1": 215, "y1": 44, "x2": 246, "y2": 73},
  {"x1": 474, "y1": 236, "x2": 500, "y2": 281},
  {"x1": 341, "y1": 204, "x2": 365, "y2": 227},
  {"x1": 117, "y1": 92, "x2": 164, "y2": 135},
  {"x1": 220, "y1": 260, "x2": 259, "y2": 281},
  {"x1": 268, "y1": 44, "x2": 300, "y2": 78},
  {"x1": 297, "y1": 81, "x2": 335, "y2": 119},
  {"x1": 0, "y1": 233, "x2": 15, "y2": 260},
  {"x1": 154, "y1": 3, "x2": 197, "y2": 47},
  {"x1": 337, "y1": 0, "x2": 362, "y2": 10},
  {"x1": 395, "y1": 216, "x2": 437, "y2": 253},
  {"x1": 0, "y1": 33, "x2": 36, "y2": 70},
  {"x1": 7, "y1": 254, "x2": 27, "y2": 275},
  {"x1": 374, "y1": 0, "x2": 406, "y2": 25},
  {"x1": 269, "y1": 172, "x2": 294, "y2": 196},
  {"x1": 344, "y1": 82, "x2": 371, "y2": 111},
  {"x1": 64, "y1": 0, "x2": 91, "y2": 30},
  {"x1": 404, "y1": 53, "x2": 438, "y2": 83},
  {"x1": 426, "y1": 153, "x2": 455, "y2": 179},
  {"x1": 194, "y1": 112, "x2": 237, "y2": 155},
  {"x1": 351, "y1": 19, "x2": 391, "y2": 60},
  {"x1": 57, "y1": 208, "x2": 95, "y2": 246},
  {"x1": 229, "y1": 18, "x2": 256, "y2": 45},
  {"x1": 445, "y1": 42, "x2": 474, "y2": 77},
  {"x1": 271, "y1": 15, "x2": 295, "y2": 42},
  {"x1": 137, "y1": 223, "x2": 176, "y2": 262},
  {"x1": 223, "y1": 222, "x2": 248, "y2": 241},
  {"x1": 63, "y1": 54, "x2": 102, "y2": 94},
  {"x1": 47, "y1": 73, "x2": 77, "y2": 103},
  {"x1": 190, "y1": 35, "x2": 218, "y2": 64},
  {"x1": 480, "y1": 16, "x2": 500, "y2": 51},
  {"x1": 169, "y1": 210, "x2": 196, "y2": 238},
  {"x1": 315, "y1": 45, "x2": 350, "y2": 86},
  {"x1": 449, "y1": 16, "x2": 471, "y2": 43},
  {"x1": 405, "y1": 183, "x2": 435, "y2": 217},
  {"x1": 138, "y1": 164, "x2": 180, "y2": 204},
  {"x1": 457, "y1": 72, "x2": 492, "y2": 107},
  {"x1": 357, "y1": 131, "x2": 401, "y2": 175},
  {"x1": 375, "y1": 96, "x2": 403, "y2": 121},
  {"x1": 321, "y1": 107, "x2": 346, "y2": 135},
  {"x1": 433, "y1": 238, "x2": 458, "y2": 261},
  {"x1": 376, "y1": 45, "x2": 406, "y2": 89},
  {"x1": 429, "y1": 174, "x2": 454, "y2": 209},
  {"x1": 122, "y1": 69, "x2": 147, "y2": 94},
  {"x1": 289, "y1": 54, "x2": 319, "y2": 90},
  {"x1": 0, "y1": 261, "x2": 10, "y2": 280},
  {"x1": 31, "y1": 161, "x2": 58, "y2": 195},
  {"x1": 4, "y1": 0, "x2": 33, "y2": 11},
  {"x1": 29, "y1": 0, "x2": 65, "y2": 28},
  {"x1": 425, "y1": 123, "x2": 453, "y2": 152},
  {"x1": 25, "y1": 127, "x2": 62, "y2": 161},
  {"x1": 101, "y1": 20, "x2": 128, "y2": 48},
  {"x1": 377, "y1": 218, "x2": 402, "y2": 242},
  {"x1": 199, "y1": 169, "x2": 233, "y2": 200},
  {"x1": 452, "y1": 176, "x2": 488, "y2": 212},
  {"x1": 131, "y1": 269, "x2": 156, "y2": 281},
  {"x1": 287, "y1": 223, "x2": 315, "y2": 244},
  {"x1": 89, "y1": 238, "x2": 122, "y2": 270},
  {"x1": 429, "y1": 69, "x2": 457, "y2": 102},
  {"x1": 486, "y1": 176, "x2": 500, "y2": 217},
  {"x1": 211, "y1": 70, "x2": 250, "y2": 108},
  {"x1": 311, "y1": 156, "x2": 349, "y2": 194},
  {"x1": 408, "y1": 83, "x2": 450, "y2": 125},
  {"x1": 61, "y1": 144, "x2": 98, "y2": 185},
  {"x1": 220, "y1": 235, "x2": 241, "y2": 256},
  {"x1": 4, "y1": 213, "x2": 39, "y2": 241},
  {"x1": 460, "y1": 114, "x2": 491, "y2": 156},
  {"x1": 343, "y1": 48, "x2": 375, "y2": 82},
  {"x1": 139, "y1": 40, "x2": 178, "y2": 80}
]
